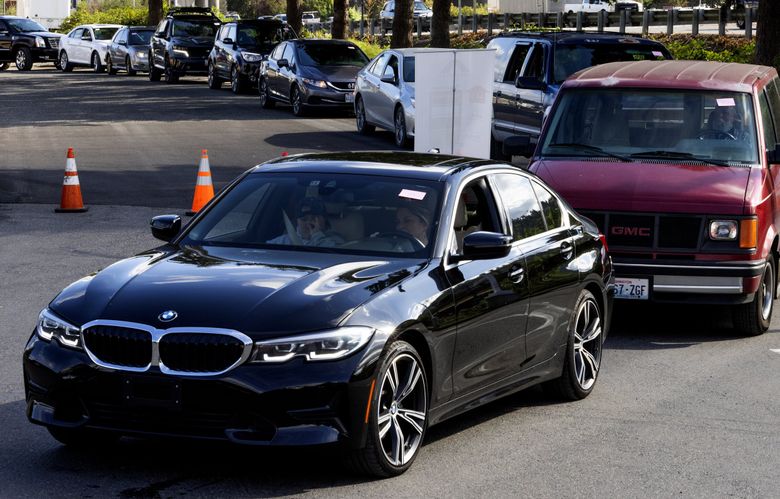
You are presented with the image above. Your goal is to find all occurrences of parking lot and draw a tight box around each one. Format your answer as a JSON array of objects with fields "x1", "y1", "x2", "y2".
[{"x1": 1, "y1": 66, "x2": 778, "y2": 497}]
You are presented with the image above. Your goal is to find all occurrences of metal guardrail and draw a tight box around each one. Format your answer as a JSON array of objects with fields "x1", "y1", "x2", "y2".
[{"x1": 348, "y1": 7, "x2": 759, "y2": 39}]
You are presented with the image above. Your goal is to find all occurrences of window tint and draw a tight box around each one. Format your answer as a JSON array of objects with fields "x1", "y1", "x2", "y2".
[
  {"x1": 172, "y1": 19, "x2": 217, "y2": 37},
  {"x1": 71, "y1": 28, "x2": 83, "y2": 39},
  {"x1": 0, "y1": 21, "x2": 7, "y2": 31},
  {"x1": 297, "y1": 43, "x2": 369, "y2": 67},
  {"x1": 370, "y1": 53, "x2": 389, "y2": 76},
  {"x1": 129, "y1": 30, "x2": 153, "y2": 44},
  {"x1": 492, "y1": 174, "x2": 546, "y2": 241},
  {"x1": 403, "y1": 56, "x2": 415, "y2": 82},
  {"x1": 383, "y1": 55, "x2": 399, "y2": 81},
  {"x1": 81, "y1": 29, "x2": 93, "y2": 41},
  {"x1": 531, "y1": 182, "x2": 563, "y2": 230},
  {"x1": 764, "y1": 78, "x2": 780, "y2": 145},
  {"x1": 227, "y1": 25, "x2": 237, "y2": 41},
  {"x1": 553, "y1": 43, "x2": 670, "y2": 84},
  {"x1": 758, "y1": 91, "x2": 775, "y2": 153},
  {"x1": 94, "y1": 27, "x2": 119, "y2": 40},
  {"x1": 156, "y1": 20, "x2": 167, "y2": 35},
  {"x1": 271, "y1": 42, "x2": 285, "y2": 60},
  {"x1": 281, "y1": 43, "x2": 293, "y2": 62},
  {"x1": 522, "y1": 44, "x2": 545, "y2": 81},
  {"x1": 503, "y1": 43, "x2": 531, "y2": 83}
]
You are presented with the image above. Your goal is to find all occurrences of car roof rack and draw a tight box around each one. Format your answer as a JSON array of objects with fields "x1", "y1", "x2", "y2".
[{"x1": 166, "y1": 7, "x2": 216, "y2": 16}]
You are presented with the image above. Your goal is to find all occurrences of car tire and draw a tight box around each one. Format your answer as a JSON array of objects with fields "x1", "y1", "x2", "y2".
[
  {"x1": 394, "y1": 106, "x2": 410, "y2": 148},
  {"x1": 207, "y1": 62, "x2": 222, "y2": 89},
  {"x1": 148, "y1": 52, "x2": 161, "y2": 81},
  {"x1": 14, "y1": 47, "x2": 33, "y2": 71},
  {"x1": 231, "y1": 65, "x2": 245, "y2": 94},
  {"x1": 164, "y1": 63, "x2": 179, "y2": 84},
  {"x1": 106, "y1": 55, "x2": 117, "y2": 75},
  {"x1": 258, "y1": 77, "x2": 275, "y2": 108},
  {"x1": 545, "y1": 289, "x2": 603, "y2": 401},
  {"x1": 290, "y1": 86, "x2": 306, "y2": 117},
  {"x1": 355, "y1": 96, "x2": 375, "y2": 135},
  {"x1": 733, "y1": 260, "x2": 773, "y2": 336},
  {"x1": 91, "y1": 52, "x2": 104, "y2": 73},
  {"x1": 126, "y1": 56, "x2": 137, "y2": 76},
  {"x1": 59, "y1": 50, "x2": 73, "y2": 72},
  {"x1": 47, "y1": 426, "x2": 120, "y2": 448},
  {"x1": 347, "y1": 340, "x2": 428, "y2": 477}
]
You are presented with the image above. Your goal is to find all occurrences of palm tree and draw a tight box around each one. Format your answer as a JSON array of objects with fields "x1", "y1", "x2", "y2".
[
  {"x1": 148, "y1": 0, "x2": 163, "y2": 25},
  {"x1": 287, "y1": 0, "x2": 302, "y2": 37},
  {"x1": 430, "y1": 0, "x2": 449, "y2": 47},
  {"x1": 756, "y1": 0, "x2": 780, "y2": 70},
  {"x1": 332, "y1": 0, "x2": 348, "y2": 39},
  {"x1": 391, "y1": 0, "x2": 413, "y2": 48}
]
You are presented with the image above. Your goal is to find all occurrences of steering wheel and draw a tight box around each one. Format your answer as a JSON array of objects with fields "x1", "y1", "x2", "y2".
[
  {"x1": 698, "y1": 129, "x2": 737, "y2": 141},
  {"x1": 372, "y1": 231, "x2": 425, "y2": 251}
]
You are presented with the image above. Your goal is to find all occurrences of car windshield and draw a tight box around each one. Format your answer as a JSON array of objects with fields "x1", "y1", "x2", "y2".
[
  {"x1": 403, "y1": 56, "x2": 415, "y2": 82},
  {"x1": 182, "y1": 172, "x2": 442, "y2": 257},
  {"x1": 172, "y1": 19, "x2": 218, "y2": 37},
  {"x1": 236, "y1": 26, "x2": 282, "y2": 49},
  {"x1": 414, "y1": 2, "x2": 428, "y2": 9},
  {"x1": 540, "y1": 88, "x2": 760, "y2": 165},
  {"x1": 297, "y1": 43, "x2": 369, "y2": 67},
  {"x1": 93, "y1": 27, "x2": 119, "y2": 40},
  {"x1": 553, "y1": 43, "x2": 670, "y2": 83},
  {"x1": 6, "y1": 18, "x2": 47, "y2": 32},
  {"x1": 129, "y1": 30, "x2": 153, "y2": 44}
]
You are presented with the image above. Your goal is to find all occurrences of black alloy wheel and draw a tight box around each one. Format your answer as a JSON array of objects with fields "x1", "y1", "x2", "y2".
[
  {"x1": 231, "y1": 65, "x2": 245, "y2": 94},
  {"x1": 259, "y1": 77, "x2": 274, "y2": 108},
  {"x1": 546, "y1": 289, "x2": 603, "y2": 401},
  {"x1": 348, "y1": 340, "x2": 428, "y2": 477},
  {"x1": 207, "y1": 62, "x2": 222, "y2": 89},
  {"x1": 15, "y1": 47, "x2": 33, "y2": 71},
  {"x1": 355, "y1": 96, "x2": 375, "y2": 135},
  {"x1": 126, "y1": 56, "x2": 137, "y2": 76},
  {"x1": 106, "y1": 55, "x2": 117, "y2": 75},
  {"x1": 164, "y1": 63, "x2": 179, "y2": 84},
  {"x1": 734, "y1": 260, "x2": 774, "y2": 336},
  {"x1": 394, "y1": 106, "x2": 410, "y2": 148},
  {"x1": 91, "y1": 52, "x2": 104, "y2": 73},
  {"x1": 290, "y1": 86, "x2": 306, "y2": 117},
  {"x1": 59, "y1": 51, "x2": 73, "y2": 72}
]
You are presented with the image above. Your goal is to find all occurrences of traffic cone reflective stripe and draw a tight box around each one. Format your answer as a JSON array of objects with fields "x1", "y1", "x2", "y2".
[
  {"x1": 55, "y1": 147, "x2": 88, "y2": 213},
  {"x1": 187, "y1": 149, "x2": 214, "y2": 215}
]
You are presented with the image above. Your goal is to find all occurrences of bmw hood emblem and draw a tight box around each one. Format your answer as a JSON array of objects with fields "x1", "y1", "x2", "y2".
[{"x1": 158, "y1": 310, "x2": 178, "y2": 322}]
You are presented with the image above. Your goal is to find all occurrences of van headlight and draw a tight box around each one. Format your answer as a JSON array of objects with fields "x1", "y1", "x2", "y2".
[
  {"x1": 250, "y1": 326, "x2": 374, "y2": 363},
  {"x1": 36, "y1": 308, "x2": 82, "y2": 349}
]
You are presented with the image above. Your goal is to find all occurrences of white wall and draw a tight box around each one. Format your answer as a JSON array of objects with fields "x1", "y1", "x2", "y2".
[
  {"x1": 496, "y1": 0, "x2": 565, "y2": 14},
  {"x1": 17, "y1": 0, "x2": 71, "y2": 29}
]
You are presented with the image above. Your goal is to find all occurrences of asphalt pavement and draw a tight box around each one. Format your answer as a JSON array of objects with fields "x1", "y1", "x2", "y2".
[{"x1": 0, "y1": 66, "x2": 778, "y2": 498}]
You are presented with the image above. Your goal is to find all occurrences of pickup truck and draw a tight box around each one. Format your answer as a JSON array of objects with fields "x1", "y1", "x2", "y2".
[{"x1": 564, "y1": 0, "x2": 642, "y2": 13}]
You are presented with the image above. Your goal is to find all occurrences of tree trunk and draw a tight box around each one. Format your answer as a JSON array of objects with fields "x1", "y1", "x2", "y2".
[
  {"x1": 287, "y1": 0, "x2": 302, "y2": 37},
  {"x1": 332, "y1": 0, "x2": 348, "y2": 39},
  {"x1": 390, "y1": 0, "x2": 413, "y2": 48},
  {"x1": 756, "y1": 0, "x2": 780, "y2": 70},
  {"x1": 430, "y1": 0, "x2": 449, "y2": 47},
  {"x1": 148, "y1": 0, "x2": 163, "y2": 26}
]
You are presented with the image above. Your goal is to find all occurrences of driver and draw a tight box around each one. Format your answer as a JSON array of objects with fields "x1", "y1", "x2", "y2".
[
  {"x1": 267, "y1": 197, "x2": 344, "y2": 247},
  {"x1": 706, "y1": 105, "x2": 743, "y2": 138},
  {"x1": 395, "y1": 200, "x2": 432, "y2": 247}
]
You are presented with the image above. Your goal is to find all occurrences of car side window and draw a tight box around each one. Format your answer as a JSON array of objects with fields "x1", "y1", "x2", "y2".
[
  {"x1": 281, "y1": 43, "x2": 293, "y2": 63},
  {"x1": 227, "y1": 25, "x2": 237, "y2": 41},
  {"x1": 82, "y1": 29, "x2": 93, "y2": 41},
  {"x1": 491, "y1": 173, "x2": 547, "y2": 241},
  {"x1": 531, "y1": 181, "x2": 564, "y2": 230},
  {"x1": 0, "y1": 20, "x2": 8, "y2": 32},
  {"x1": 71, "y1": 28, "x2": 83, "y2": 39},
  {"x1": 156, "y1": 20, "x2": 167, "y2": 37},
  {"x1": 271, "y1": 43, "x2": 285, "y2": 60},
  {"x1": 503, "y1": 43, "x2": 532, "y2": 83},
  {"x1": 521, "y1": 43, "x2": 546, "y2": 82},
  {"x1": 758, "y1": 92, "x2": 776, "y2": 155},
  {"x1": 383, "y1": 55, "x2": 399, "y2": 82},
  {"x1": 764, "y1": 78, "x2": 780, "y2": 146},
  {"x1": 370, "y1": 53, "x2": 389, "y2": 76},
  {"x1": 451, "y1": 177, "x2": 502, "y2": 254}
]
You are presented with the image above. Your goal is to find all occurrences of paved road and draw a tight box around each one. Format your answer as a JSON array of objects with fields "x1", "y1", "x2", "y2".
[{"x1": 0, "y1": 67, "x2": 778, "y2": 498}]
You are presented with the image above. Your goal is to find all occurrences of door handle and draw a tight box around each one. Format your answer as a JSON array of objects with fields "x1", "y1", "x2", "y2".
[
  {"x1": 560, "y1": 241, "x2": 574, "y2": 260},
  {"x1": 508, "y1": 267, "x2": 525, "y2": 284}
]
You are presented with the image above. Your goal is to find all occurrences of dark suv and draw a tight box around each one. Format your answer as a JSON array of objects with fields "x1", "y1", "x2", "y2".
[
  {"x1": 488, "y1": 32, "x2": 672, "y2": 159},
  {"x1": 0, "y1": 16, "x2": 62, "y2": 71},
  {"x1": 149, "y1": 7, "x2": 221, "y2": 83},
  {"x1": 207, "y1": 19, "x2": 294, "y2": 94}
]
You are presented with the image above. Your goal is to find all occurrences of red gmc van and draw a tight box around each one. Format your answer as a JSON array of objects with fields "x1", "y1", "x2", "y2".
[{"x1": 522, "y1": 60, "x2": 780, "y2": 336}]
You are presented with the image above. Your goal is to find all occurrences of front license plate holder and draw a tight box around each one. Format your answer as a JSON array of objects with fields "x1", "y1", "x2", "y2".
[
  {"x1": 614, "y1": 277, "x2": 650, "y2": 300},
  {"x1": 345, "y1": 93, "x2": 354, "y2": 103},
  {"x1": 123, "y1": 377, "x2": 182, "y2": 409}
]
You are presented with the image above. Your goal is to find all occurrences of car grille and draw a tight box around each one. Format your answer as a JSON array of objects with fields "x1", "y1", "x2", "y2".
[
  {"x1": 159, "y1": 333, "x2": 247, "y2": 373},
  {"x1": 185, "y1": 47, "x2": 210, "y2": 59},
  {"x1": 82, "y1": 325, "x2": 152, "y2": 368},
  {"x1": 580, "y1": 211, "x2": 703, "y2": 251},
  {"x1": 48, "y1": 38, "x2": 59, "y2": 49},
  {"x1": 329, "y1": 81, "x2": 355, "y2": 91}
]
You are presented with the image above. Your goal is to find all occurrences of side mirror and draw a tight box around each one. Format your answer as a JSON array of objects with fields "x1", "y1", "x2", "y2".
[
  {"x1": 118, "y1": 40, "x2": 127, "y2": 46},
  {"x1": 150, "y1": 215, "x2": 181, "y2": 242},
  {"x1": 277, "y1": 58, "x2": 289, "y2": 68},
  {"x1": 515, "y1": 75, "x2": 547, "y2": 91},
  {"x1": 222, "y1": 37, "x2": 233, "y2": 44},
  {"x1": 768, "y1": 145, "x2": 780, "y2": 165},
  {"x1": 380, "y1": 75, "x2": 396, "y2": 84},
  {"x1": 502, "y1": 134, "x2": 535, "y2": 158},
  {"x1": 460, "y1": 231, "x2": 513, "y2": 260}
]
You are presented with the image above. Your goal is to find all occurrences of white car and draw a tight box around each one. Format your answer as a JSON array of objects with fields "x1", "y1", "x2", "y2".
[
  {"x1": 380, "y1": 1, "x2": 433, "y2": 20},
  {"x1": 58, "y1": 24, "x2": 122, "y2": 73}
]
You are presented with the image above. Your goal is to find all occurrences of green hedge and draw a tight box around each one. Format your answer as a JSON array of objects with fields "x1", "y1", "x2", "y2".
[
  {"x1": 647, "y1": 34, "x2": 756, "y2": 64},
  {"x1": 59, "y1": 5, "x2": 149, "y2": 32}
]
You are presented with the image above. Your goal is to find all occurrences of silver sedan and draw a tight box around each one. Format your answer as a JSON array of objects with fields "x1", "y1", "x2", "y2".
[{"x1": 354, "y1": 48, "x2": 420, "y2": 148}]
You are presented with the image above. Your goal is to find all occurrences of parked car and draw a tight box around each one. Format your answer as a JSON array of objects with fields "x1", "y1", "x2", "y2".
[
  {"x1": 106, "y1": 26, "x2": 155, "y2": 76},
  {"x1": 207, "y1": 18, "x2": 294, "y2": 93},
  {"x1": 273, "y1": 13, "x2": 287, "y2": 22},
  {"x1": 23, "y1": 151, "x2": 612, "y2": 477},
  {"x1": 258, "y1": 39, "x2": 369, "y2": 116},
  {"x1": 58, "y1": 24, "x2": 121, "y2": 73},
  {"x1": 354, "y1": 48, "x2": 419, "y2": 147},
  {"x1": 380, "y1": 1, "x2": 433, "y2": 21},
  {"x1": 0, "y1": 16, "x2": 62, "y2": 71},
  {"x1": 510, "y1": 60, "x2": 780, "y2": 336},
  {"x1": 149, "y1": 7, "x2": 221, "y2": 84},
  {"x1": 487, "y1": 32, "x2": 672, "y2": 160}
]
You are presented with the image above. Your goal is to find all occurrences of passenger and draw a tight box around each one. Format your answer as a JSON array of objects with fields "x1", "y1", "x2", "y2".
[
  {"x1": 267, "y1": 197, "x2": 344, "y2": 247},
  {"x1": 706, "y1": 106, "x2": 743, "y2": 138},
  {"x1": 395, "y1": 200, "x2": 433, "y2": 246}
]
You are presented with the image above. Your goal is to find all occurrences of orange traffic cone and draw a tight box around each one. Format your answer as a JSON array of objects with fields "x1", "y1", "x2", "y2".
[
  {"x1": 186, "y1": 149, "x2": 215, "y2": 215},
  {"x1": 55, "y1": 148, "x2": 88, "y2": 213}
]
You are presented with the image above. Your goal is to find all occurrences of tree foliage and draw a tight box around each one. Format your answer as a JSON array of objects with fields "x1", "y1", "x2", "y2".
[{"x1": 755, "y1": 0, "x2": 780, "y2": 69}]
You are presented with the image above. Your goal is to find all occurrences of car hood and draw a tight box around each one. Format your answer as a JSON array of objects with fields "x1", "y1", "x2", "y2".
[
  {"x1": 50, "y1": 246, "x2": 424, "y2": 339},
  {"x1": 303, "y1": 64, "x2": 361, "y2": 82},
  {"x1": 25, "y1": 31, "x2": 60, "y2": 37},
  {"x1": 532, "y1": 160, "x2": 750, "y2": 214},
  {"x1": 171, "y1": 36, "x2": 215, "y2": 47}
]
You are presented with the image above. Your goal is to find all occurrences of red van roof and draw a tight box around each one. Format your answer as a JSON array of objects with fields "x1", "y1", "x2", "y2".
[{"x1": 563, "y1": 60, "x2": 775, "y2": 93}]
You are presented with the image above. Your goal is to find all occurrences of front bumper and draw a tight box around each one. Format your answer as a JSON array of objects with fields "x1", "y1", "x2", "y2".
[
  {"x1": 31, "y1": 47, "x2": 59, "y2": 63},
  {"x1": 300, "y1": 84, "x2": 354, "y2": 107},
  {"x1": 24, "y1": 333, "x2": 374, "y2": 447},
  {"x1": 169, "y1": 56, "x2": 208, "y2": 75},
  {"x1": 613, "y1": 257, "x2": 765, "y2": 304}
]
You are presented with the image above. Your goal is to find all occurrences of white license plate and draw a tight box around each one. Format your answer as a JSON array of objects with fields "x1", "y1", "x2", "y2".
[
  {"x1": 614, "y1": 278, "x2": 649, "y2": 300},
  {"x1": 345, "y1": 93, "x2": 354, "y2": 103}
]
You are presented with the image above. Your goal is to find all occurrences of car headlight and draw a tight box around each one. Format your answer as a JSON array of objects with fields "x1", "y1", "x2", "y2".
[
  {"x1": 35, "y1": 36, "x2": 46, "y2": 48},
  {"x1": 411, "y1": 97, "x2": 415, "y2": 107},
  {"x1": 250, "y1": 326, "x2": 374, "y2": 363},
  {"x1": 709, "y1": 220, "x2": 738, "y2": 241},
  {"x1": 172, "y1": 45, "x2": 190, "y2": 57},
  {"x1": 36, "y1": 308, "x2": 82, "y2": 349},
  {"x1": 242, "y1": 52, "x2": 263, "y2": 63},
  {"x1": 136, "y1": 51, "x2": 147, "y2": 59},
  {"x1": 303, "y1": 78, "x2": 328, "y2": 89}
]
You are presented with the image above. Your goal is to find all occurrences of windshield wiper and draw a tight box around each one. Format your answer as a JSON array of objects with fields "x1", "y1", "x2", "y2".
[
  {"x1": 629, "y1": 150, "x2": 730, "y2": 167},
  {"x1": 546, "y1": 143, "x2": 631, "y2": 162}
]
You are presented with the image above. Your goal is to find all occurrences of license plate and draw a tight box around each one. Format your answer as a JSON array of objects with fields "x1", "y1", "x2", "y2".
[
  {"x1": 614, "y1": 277, "x2": 649, "y2": 300},
  {"x1": 345, "y1": 93, "x2": 354, "y2": 103}
]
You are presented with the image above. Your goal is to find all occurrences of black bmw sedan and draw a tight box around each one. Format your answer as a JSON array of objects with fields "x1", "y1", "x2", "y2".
[{"x1": 23, "y1": 152, "x2": 613, "y2": 477}]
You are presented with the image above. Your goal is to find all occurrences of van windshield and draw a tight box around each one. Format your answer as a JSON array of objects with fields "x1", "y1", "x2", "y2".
[
  {"x1": 540, "y1": 88, "x2": 759, "y2": 165},
  {"x1": 553, "y1": 43, "x2": 670, "y2": 83}
]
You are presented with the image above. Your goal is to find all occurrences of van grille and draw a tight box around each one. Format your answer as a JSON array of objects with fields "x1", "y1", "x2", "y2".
[{"x1": 580, "y1": 211, "x2": 702, "y2": 251}]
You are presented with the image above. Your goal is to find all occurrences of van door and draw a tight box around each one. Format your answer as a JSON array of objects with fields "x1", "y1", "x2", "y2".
[
  {"x1": 0, "y1": 20, "x2": 12, "y2": 62},
  {"x1": 514, "y1": 42, "x2": 548, "y2": 139},
  {"x1": 493, "y1": 42, "x2": 531, "y2": 142}
]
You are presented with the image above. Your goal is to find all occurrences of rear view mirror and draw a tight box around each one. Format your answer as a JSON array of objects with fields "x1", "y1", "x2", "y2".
[
  {"x1": 502, "y1": 135, "x2": 535, "y2": 158},
  {"x1": 151, "y1": 215, "x2": 181, "y2": 242},
  {"x1": 515, "y1": 75, "x2": 546, "y2": 91},
  {"x1": 459, "y1": 231, "x2": 513, "y2": 261}
]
